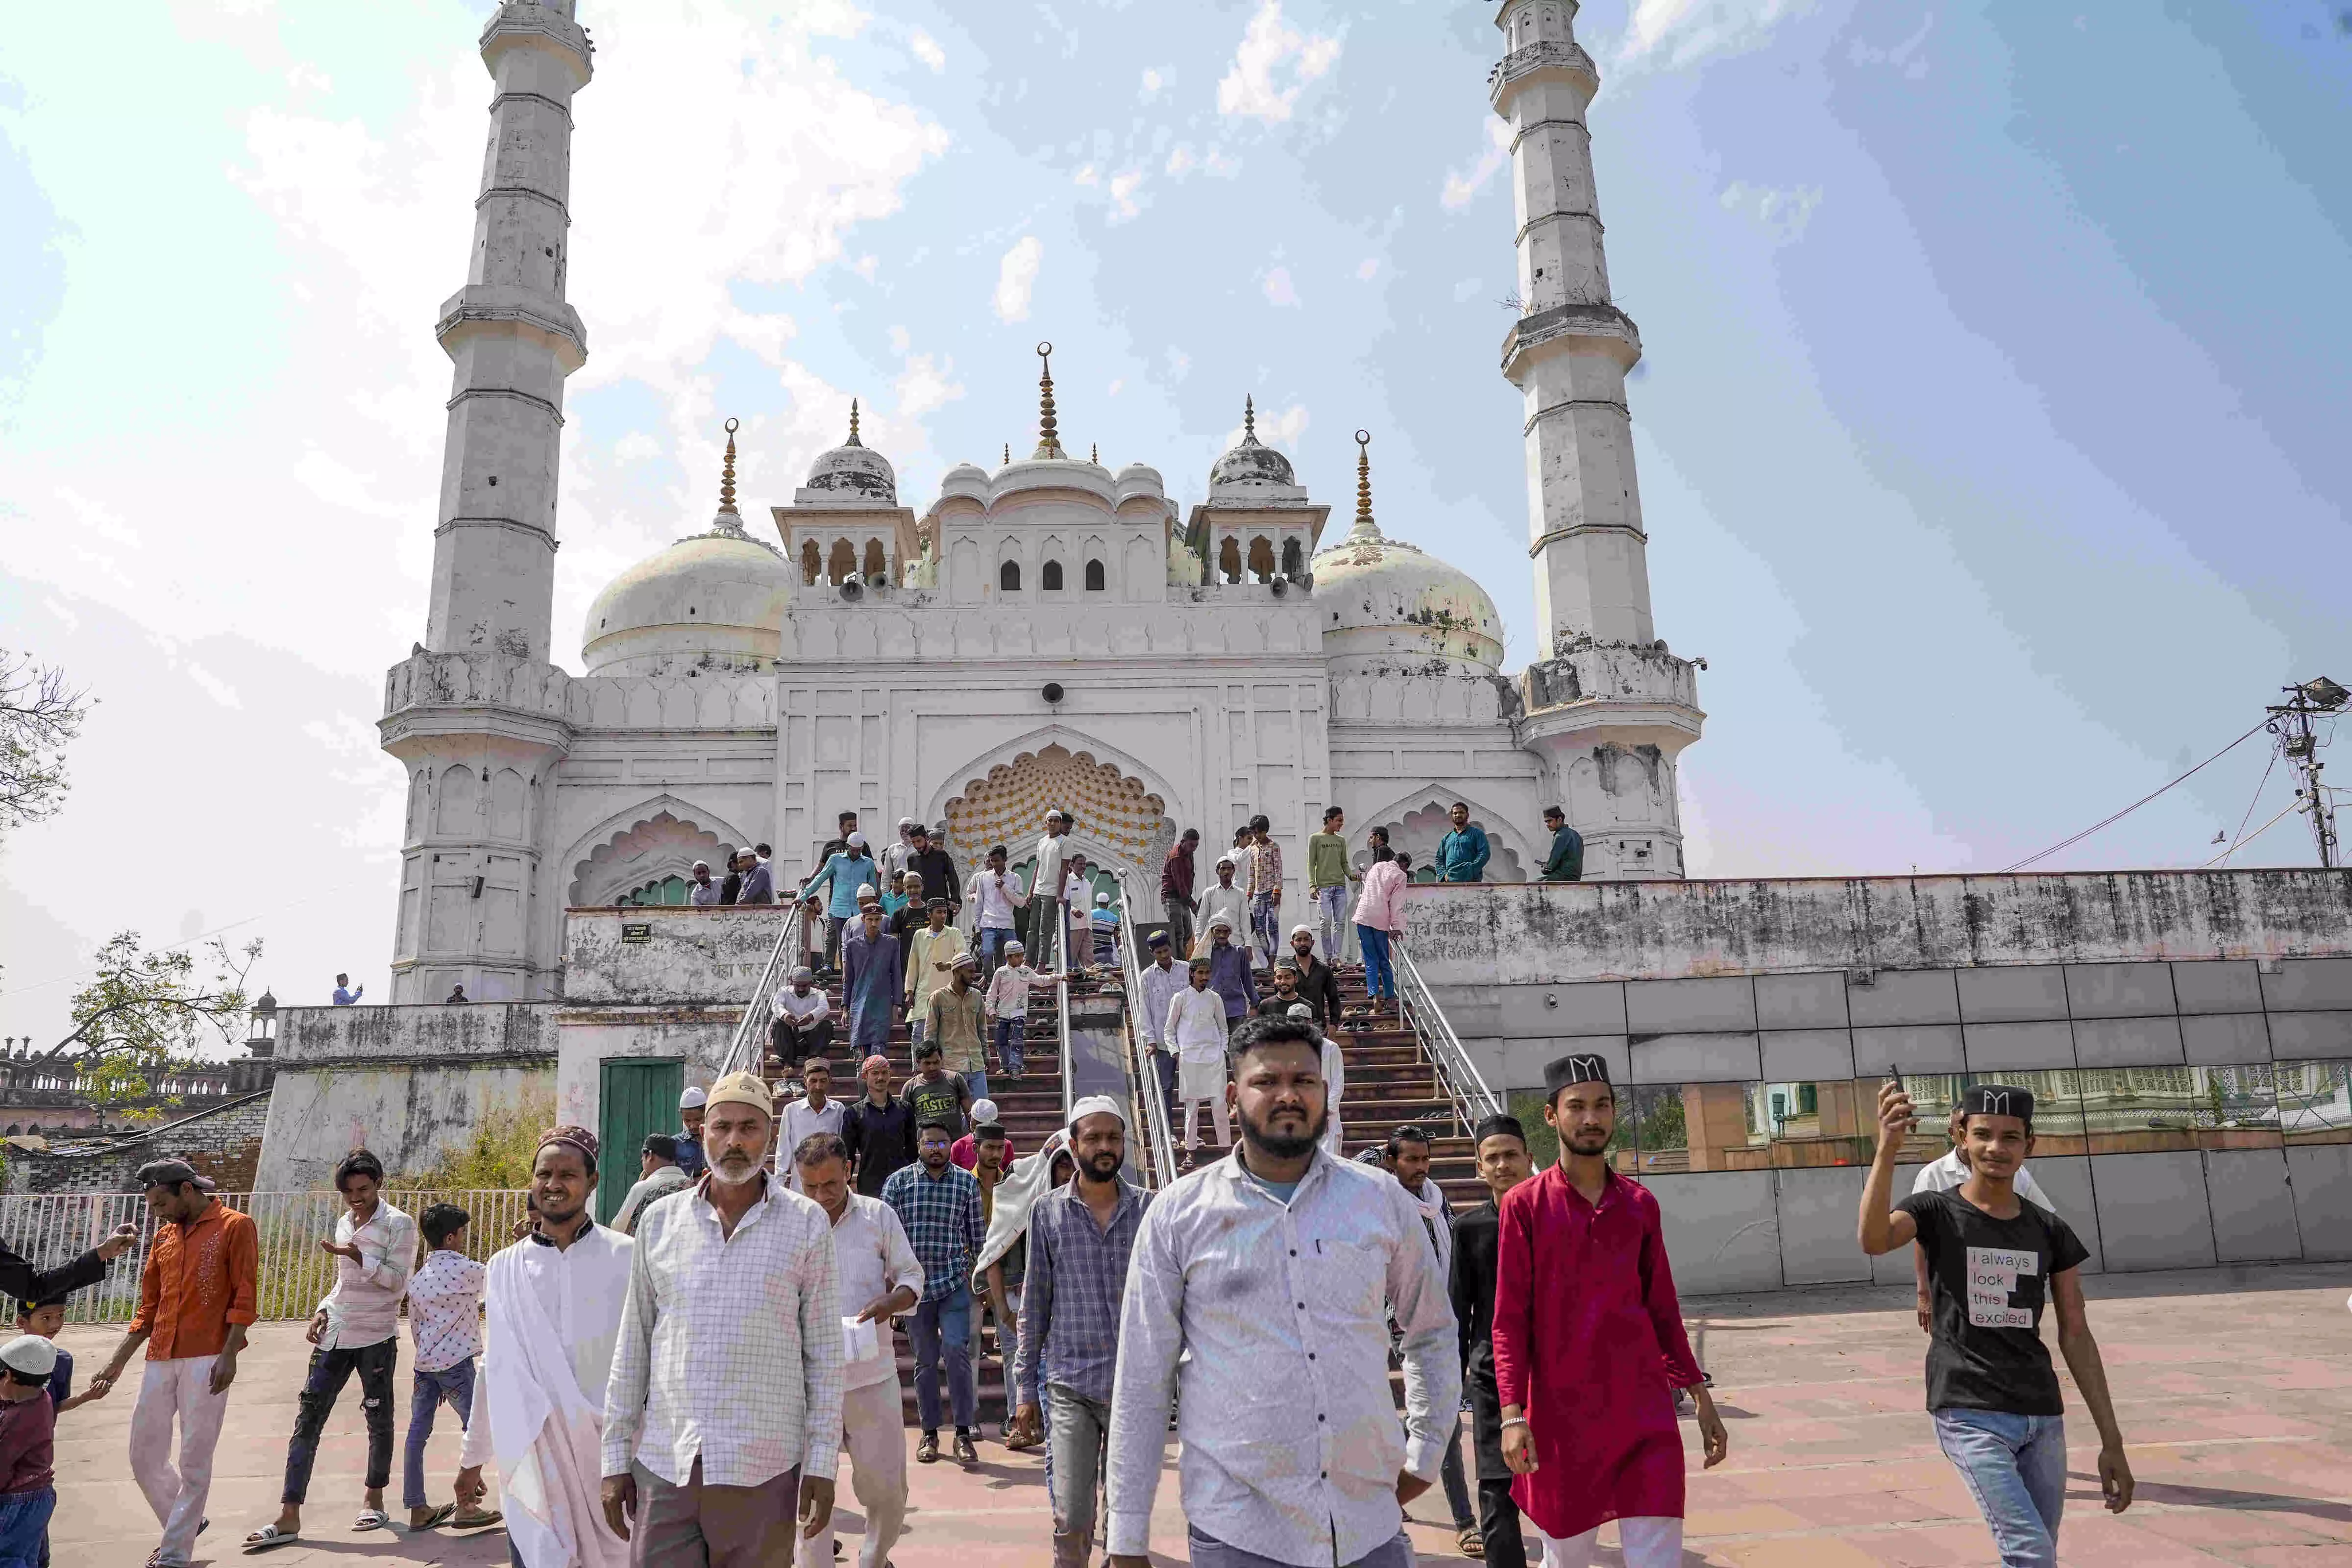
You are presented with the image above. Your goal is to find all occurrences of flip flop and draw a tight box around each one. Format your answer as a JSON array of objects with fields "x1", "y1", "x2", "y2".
[
  {"x1": 353, "y1": 1509, "x2": 391, "y2": 1532},
  {"x1": 411, "y1": 1504, "x2": 458, "y2": 1531},
  {"x1": 451, "y1": 1507, "x2": 505, "y2": 1530},
  {"x1": 242, "y1": 1526, "x2": 301, "y2": 1553}
]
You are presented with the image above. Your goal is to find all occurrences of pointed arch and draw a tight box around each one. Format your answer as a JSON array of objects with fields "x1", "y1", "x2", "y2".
[
  {"x1": 562, "y1": 794, "x2": 756, "y2": 907},
  {"x1": 927, "y1": 727, "x2": 1190, "y2": 886},
  {"x1": 1347, "y1": 784, "x2": 1539, "y2": 883}
]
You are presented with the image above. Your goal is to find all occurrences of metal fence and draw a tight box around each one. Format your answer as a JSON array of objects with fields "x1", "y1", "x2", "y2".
[{"x1": 0, "y1": 1189, "x2": 533, "y2": 1325}]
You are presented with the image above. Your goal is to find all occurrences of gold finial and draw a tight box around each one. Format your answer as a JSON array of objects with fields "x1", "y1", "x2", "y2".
[
  {"x1": 1004, "y1": 442, "x2": 1011, "y2": 466},
  {"x1": 1244, "y1": 394, "x2": 1257, "y2": 441},
  {"x1": 1090, "y1": 441, "x2": 1099, "y2": 463},
  {"x1": 1032, "y1": 341, "x2": 1065, "y2": 459},
  {"x1": 719, "y1": 417, "x2": 741, "y2": 514},
  {"x1": 847, "y1": 399, "x2": 861, "y2": 446},
  {"x1": 1350, "y1": 428, "x2": 1382, "y2": 540}
]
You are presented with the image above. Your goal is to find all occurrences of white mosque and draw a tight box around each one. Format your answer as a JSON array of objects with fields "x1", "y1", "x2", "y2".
[{"x1": 378, "y1": 0, "x2": 1706, "y2": 1002}]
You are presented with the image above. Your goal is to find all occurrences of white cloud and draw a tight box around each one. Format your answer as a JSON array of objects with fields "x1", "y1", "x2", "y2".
[
  {"x1": 613, "y1": 430, "x2": 662, "y2": 463},
  {"x1": 1356, "y1": 257, "x2": 1379, "y2": 281},
  {"x1": 909, "y1": 29, "x2": 946, "y2": 72},
  {"x1": 995, "y1": 235, "x2": 1044, "y2": 322},
  {"x1": 1140, "y1": 67, "x2": 1166, "y2": 101},
  {"x1": 1720, "y1": 180, "x2": 1824, "y2": 241},
  {"x1": 1108, "y1": 170, "x2": 1145, "y2": 222},
  {"x1": 1440, "y1": 118, "x2": 1513, "y2": 211},
  {"x1": 1074, "y1": 164, "x2": 1100, "y2": 187},
  {"x1": 894, "y1": 352, "x2": 962, "y2": 419},
  {"x1": 1108, "y1": 378, "x2": 1125, "y2": 397},
  {"x1": 1262, "y1": 266, "x2": 1299, "y2": 307},
  {"x1": 1619, "y1": 0, "x2": 1814, "y2": 70},
  {"x1": 1216, "y1": 0, "x2": 1342, "y2": 123},
  {"x1": 186, "y1": 663, "x2": 243, "y2": 710},
  {"x1": 1227, "y1": 401, "x2": 1308, "y2": 450},
  {"x1": 1166, "y1": 145, "x2": 1195, "y2": 176},
  {"x1": 1847, "y1": 12, "x2": 1934, "y2": 79}
]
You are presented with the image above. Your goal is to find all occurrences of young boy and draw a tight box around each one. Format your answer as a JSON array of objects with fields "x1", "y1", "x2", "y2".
[
  {"x1": 0, "y1": 1337, "x2": 59, "y2": 1568},
  {"x1": 401, "y1": 1203, "x2": 495, "y2": 1530},
  {"x1": 1860, "y1": 1081, "x2": 2133, "y2": 1566},
  {"x1": 10, "y1": 1302, "x2": 90, "y2": 1417},
  {"x1": 983, "y1": 940, "x2": 1062, "y2": 1080}
]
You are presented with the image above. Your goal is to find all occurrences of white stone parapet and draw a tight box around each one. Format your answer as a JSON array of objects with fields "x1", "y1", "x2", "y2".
[{"x1": 381, "y1": 648, "x2": 776, "y2": 735}]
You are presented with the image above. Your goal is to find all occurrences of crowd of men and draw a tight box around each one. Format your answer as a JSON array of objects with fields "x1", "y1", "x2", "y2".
[{"x1": 35, "y1": 801, "x2": 2142, "y2": 1568}]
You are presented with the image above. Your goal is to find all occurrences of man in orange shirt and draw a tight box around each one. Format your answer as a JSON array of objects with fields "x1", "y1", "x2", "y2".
[{"x1": 88, "y1": 1160, "x2": 259, "y2": 1568}]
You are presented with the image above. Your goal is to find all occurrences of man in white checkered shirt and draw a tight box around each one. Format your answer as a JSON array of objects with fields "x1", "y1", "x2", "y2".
[{"x1": 600, "y1": 1070, "x2": 846, "y2": 1567}]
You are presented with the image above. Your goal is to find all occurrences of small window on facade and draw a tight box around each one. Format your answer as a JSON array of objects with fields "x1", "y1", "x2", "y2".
[
  {"x1": 1084, "y1": 559, "x2": 1106, "y2": 591},
  {"x1": 1042, "y1": 560, "x2": 1065, "y2": 591},
  {"x1": 1000, "y1": 560, "x2": 1021, "y2": 592}
]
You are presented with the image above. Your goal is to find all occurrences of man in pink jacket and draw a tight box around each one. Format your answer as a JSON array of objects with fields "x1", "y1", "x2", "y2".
[{"x1": 1350, "y1": 849, "x2": 1412, "y2": 1029}]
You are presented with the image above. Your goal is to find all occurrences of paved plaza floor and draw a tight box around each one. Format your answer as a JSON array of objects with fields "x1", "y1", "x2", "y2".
[{"x1": 49, "y1": 1262, "x2": 2352, "y2": 1567}]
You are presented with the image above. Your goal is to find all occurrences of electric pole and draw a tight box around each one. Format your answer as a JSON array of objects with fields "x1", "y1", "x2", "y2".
[{"x1": 2267, "y1": 677, "x2": 2347, "y2": 869}]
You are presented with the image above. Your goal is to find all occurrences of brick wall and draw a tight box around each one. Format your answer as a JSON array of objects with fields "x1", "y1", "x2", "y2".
[{"x1": 1, "y1": 1090, "x2": 274, "y2": 1197}]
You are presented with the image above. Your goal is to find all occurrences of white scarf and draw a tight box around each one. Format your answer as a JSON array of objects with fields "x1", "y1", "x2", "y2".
[
  {"x1": 483, "y1": 1244, "x2": 631, "y2": 1568},
  {"x1": 975, "y1": 1130, "x2": 1072, "y2": 1280}
]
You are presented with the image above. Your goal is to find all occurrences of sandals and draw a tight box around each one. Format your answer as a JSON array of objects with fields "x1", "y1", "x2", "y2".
[
  {"x1": 1457, "y1": 1523, "x2": 1486, "y2": 1558},
  {"x1": 353, "y1": 1509, "x2": 391, "y2": 1532},
  {"x1": 410, "y1": 1504, "x2": 458, "y2": 1531},
  {"x1": 242, "y1": 1526, "x2": 301, "y2": 1554},
  {"x1": 451, "y1": 1506, "x2": 505, "y2": 1529}
]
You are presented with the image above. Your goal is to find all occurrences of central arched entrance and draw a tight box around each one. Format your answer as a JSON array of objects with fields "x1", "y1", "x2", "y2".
[{"x1": 941, "y1": 743, "x2": 1178, "y2": 889}]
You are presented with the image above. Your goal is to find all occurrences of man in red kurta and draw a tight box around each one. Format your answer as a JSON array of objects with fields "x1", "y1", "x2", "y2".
[{"x1": 1492, "y1": 1053, "x2": 1727, "y2": 1567}]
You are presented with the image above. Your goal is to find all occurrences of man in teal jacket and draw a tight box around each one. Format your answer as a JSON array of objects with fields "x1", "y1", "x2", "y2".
[
  {"x1": 1540, "y1": 806, "x2": 1583, "y2": 882},
  {"x1": 1437, "y1": 802, "x2": 1490, "y2": 882},
  {"x1": 801, "y1": 830, "x2": 878, "y2": 973}
]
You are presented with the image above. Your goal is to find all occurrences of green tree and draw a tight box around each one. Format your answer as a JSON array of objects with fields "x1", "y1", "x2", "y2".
[
  {"x1": 0, "y1": 650, "x2": 90, "y2": 841},
  {"x1": 408, "y1": 1084, "x2": 558, "y2": 1190},
  {"x1": 47, "y1": 932, "x2": 261, "y2": 1126}
]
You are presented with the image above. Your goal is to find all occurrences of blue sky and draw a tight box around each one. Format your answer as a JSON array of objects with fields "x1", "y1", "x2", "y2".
[{"x1": 2, "y1": 0, "x2": 2347, "y2": 1049}]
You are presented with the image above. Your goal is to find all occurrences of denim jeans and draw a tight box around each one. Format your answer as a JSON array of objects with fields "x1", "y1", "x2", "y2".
[
  {"x1": 1045, "y1": 1384, "x2": 1111, "y2": 1568},
  {"x1": 1188, "y1": 1525, "x2": 1411, "y2": 1568},
  {"x1": 978, "y1": 927, "x2": 1014, "y2": 978},
  {"x1": 994, "y1": 1017, "x2": 1026, "y2": 1078},
  {"x1": 0, "y1": 1488, "x2": 55, "y2": 1568},
  {"x1": 1248, "y1": 891, "x2": 1280, "y2": 965},
  {"x1": 402, "y1": 1357, "x2": 477, "y2": 1509},
  {"x1": 1933, "y1": 1408, "x2": 2067, "y2": 1568},
  {"x1": 283, "y1": 1338, "x2": 398, "y2": 1503},
  {"x1": 966, "y1": 1069, "x2": 991, "y2": 1104},
  {"x1": 1357, "y1": 924, "x2": 1395, "y2": 1003},
  {"x1": 909, "y1": 1285, "x2": 977, "y2": 1434},
  {"x1": 1312, "y1": 884, "x2": 1349, "y2": 964}
]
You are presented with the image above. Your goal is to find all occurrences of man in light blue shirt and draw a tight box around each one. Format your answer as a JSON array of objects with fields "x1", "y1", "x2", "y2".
[
  {"x1": 801, "y1": 833, "x2": 877, "y2": 972},
  {"x1": 332, "y1": 974, "x2": 363, "y2": 1006}
]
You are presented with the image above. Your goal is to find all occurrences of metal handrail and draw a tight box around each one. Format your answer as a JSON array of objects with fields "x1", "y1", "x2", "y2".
[
  {"x1": 719, "y1": 899, "x2": 806, "y2": 1077},
  {"x1": 1116, "y1": 869, "x2": 1180, "y2": 1188},
  {"x1": 1052, "y1": 896, "x2": 1076, "y2": 1124},
  {"x1": 1393, "y1": 939, "x2": 1503, "y2": 1135}
]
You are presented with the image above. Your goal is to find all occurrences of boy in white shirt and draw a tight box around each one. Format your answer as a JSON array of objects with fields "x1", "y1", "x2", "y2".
[
  {"x1": 402, "y1": 1204, "x2": 494, "y2": 1530},
  {"x1": 984, "y1": 941, "x2": 1064, "y2": 1080}
]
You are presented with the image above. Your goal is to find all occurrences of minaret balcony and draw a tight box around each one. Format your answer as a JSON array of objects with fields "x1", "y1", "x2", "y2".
[{"x1": 1517, "y1": 639, "x2": 1705, "y2": 754}]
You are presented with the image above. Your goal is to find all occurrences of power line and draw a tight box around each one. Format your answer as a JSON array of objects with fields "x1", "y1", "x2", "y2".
[
  {"x1": 2215, "y1": 748, "x2": 2280, "y2": 867},
  {"x1": 1999, "y1": 718, "x2": 2269, "y2": 874},
  {"x1": 2206, "y1": 799, "x2": 2302, "y2": 867}
]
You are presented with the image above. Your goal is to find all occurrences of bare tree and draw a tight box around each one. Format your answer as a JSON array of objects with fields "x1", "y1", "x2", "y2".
[{"x1": 0, "y1": 649, "x2": 90, "y2": 838}]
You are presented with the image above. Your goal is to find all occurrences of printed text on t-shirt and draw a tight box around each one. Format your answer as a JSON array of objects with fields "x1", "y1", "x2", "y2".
[{"x1": 1965, "y1": 1245, "x2": 2037, "y2": 1328}]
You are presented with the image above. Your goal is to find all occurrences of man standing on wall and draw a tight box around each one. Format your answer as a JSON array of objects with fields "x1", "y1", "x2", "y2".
[
  {"x1": 1160, "y1": 828, "x2": 1200, "y2": 957},
  {"x1": 248, "y1": 1150, "x2": 417, "y2": 1547},
  {"x1": 88, "y1": 1161, "x2": 256, "y2": 1568},
  {"x1": 1860, "y1": 1081, "x2": 2132, "y2": 1567},
  {"x1": 793, "y1": 1134, "x2": 922, "y2": 1568},
  {"x1": 1493, "y1": 1055, "x2": 1726, "y2": 1568},
  {"x1": 601, "y1": 1073, "x2": 843, "y2": 1565},
  {"x1": 1538, "y1": 808, "x2": 1581, "y2": 883},
  {"x1": 1014, "y1": 1098, "x2": 1151, "y2": 1568},
  {"x1": 718, "y1": 849, "x2": 743, "y2": 907},
  {"x1": 458, "y1": 1128, "x2": 633, "y2": 1568},
  {"x1": 1244, "y1": 813, "x2": 1285, "y2": 968},
  {"x1": 1451, "y1": 1115, "x2": 1536, "y2": 1568},
  {"x1": 883, "y1": 1120, "x2": 987, "y2": 1470},
  {"x1": 689, "y1": 861, "x2": 721, "y2": 907},
  {"x1": 1306, "y1": 808, "x2": 1355, "y2": 964},
  {"x1": 1437, "y1": 804, "x2": 1489, "y2": 884},
  {"x1": 737, "y1": 848, "x2": 776, "y2": 906},
  {"x1": 1105, "y1": 1015, "x2": 1459, "y2": 1568}
]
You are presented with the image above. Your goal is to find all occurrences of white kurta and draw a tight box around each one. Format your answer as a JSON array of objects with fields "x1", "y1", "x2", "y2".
[{"x1": 462, "y1": 1225, "x2": 635, "y2": 1568}]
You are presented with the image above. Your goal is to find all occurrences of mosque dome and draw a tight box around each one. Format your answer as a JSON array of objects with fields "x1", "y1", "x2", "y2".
[
  {"x1": 583, "y1": 421, "x2": 796, "y2": 675},
  {"x1": 798, "y1": 400, "x2": 896, "y2": 504},
  {"x1": 1207, "y1": 395, "x2": 1298, "y2": 492},
  {"x1": 1310, "y1": 436, "x2": 1505, "y2": 672}
]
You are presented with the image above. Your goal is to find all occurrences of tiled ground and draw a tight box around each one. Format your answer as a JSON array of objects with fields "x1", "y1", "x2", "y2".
[{"x1": 51, "y1": 1262, "x2": 2352, "y2": 1566}]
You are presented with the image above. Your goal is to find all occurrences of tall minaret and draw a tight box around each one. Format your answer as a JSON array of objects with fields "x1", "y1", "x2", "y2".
[
  {"x1": 1494, "y1": 0, "x2": 1703, "y2": 880},
  {"x1": 424, "y1": 0, "x2": 593, "y2": 664}
]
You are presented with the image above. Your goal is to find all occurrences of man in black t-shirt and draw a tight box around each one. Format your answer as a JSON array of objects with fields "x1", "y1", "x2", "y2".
[{"x1": 1860, "y1": 1081, "x2": 2134, "y2": 1567}]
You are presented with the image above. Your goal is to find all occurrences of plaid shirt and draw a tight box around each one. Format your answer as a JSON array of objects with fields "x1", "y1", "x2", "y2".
[
  {"x1": 882, "y1": 1160, "x2": 984, "y2": 1303},
  {"x1": 1246, "y1": 837, "x2": 1284, "y2": 899},
  {"x1": 1015, "y1": 1178, "x2": 1152, "y2": 1404}
]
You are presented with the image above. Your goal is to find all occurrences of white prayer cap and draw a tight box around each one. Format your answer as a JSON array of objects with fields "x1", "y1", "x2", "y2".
[
  {"x1": 1287, "y1": 1004, "x2": 1313, "y2": 1019},
  {"x1": 899, "y1": 816, "x2": 917, "y2": 828},
  {"x1": 1005, "y1": 939, "x2": 1027, "y2": 954},
  {"x1": 1214, "y1": 855, "x2": 1236, "y2": 868},
  {"x1": 1289, "y1": 923, "x2": 1314, "y2": 939},
  {"x1": 692, "y1": 860, "x2": 710, "y2": 872},
  {"x1": 1045, "y1": 808, "x2": 1067, "y2": 823},
  {"x1": 679, "y1": 1086, "x2": 707, "y2": 1109},
  {"x1": 1068, "y1": 1094, "x2": 1126, "y2": 1130},
  {"x1": 1095, "y1": 891, "x2": 1111, "y2": 906},
  {"x1": 847, "y1": 832, "x2": 868, "y2": 848},
  {"x1": 789, "y1": 965, "x2": 815, "y2": 982},
  {"x1": 971, "y1": 1098, "x2": 1000, "y2": 1124},
  {"x1": 856, "y1": 884, "x2": 878, "y2": 902},
  {"x1": 1206, "y1": 914, "x2": 1234, "y2": 931},
  {"x1": 0, "y1": 1336, "x2": 57, "y2": 1379}
]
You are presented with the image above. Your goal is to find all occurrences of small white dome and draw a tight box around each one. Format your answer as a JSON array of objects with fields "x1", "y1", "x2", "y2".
[
  {"x1": 583, "y1": 522, "x2": 796, "y2": 675},
  {"x1": 1311, "y1": 512, "x2": 1504, "y2": 672},
  {"x1": 799, "y1": 400, "x2": 897, "y2": 504},
  {"x1": 1208, "y1": 395, "x2": 1298, "y2": 494}
]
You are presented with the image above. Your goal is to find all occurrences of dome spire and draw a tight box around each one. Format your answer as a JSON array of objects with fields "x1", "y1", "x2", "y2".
[
  {"x1": 710, "y1": 416, "x2": 748, "y2": 537},
  {"x1": 1244, "y1": 394, "x2": 1258, "y2": 441},
  {"x1": 1349, "y1": 429, "x2": 1383, "y2": 541},
  {"x1": 1031, "y1": 341, "x2": 1066, "y2": 459},
  {"x1": 846, "y1": 398, "x2": 862, "y2": 447}
]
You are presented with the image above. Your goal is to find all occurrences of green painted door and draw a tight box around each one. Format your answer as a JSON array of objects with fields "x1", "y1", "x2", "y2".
[{"x1": 598, "y1": 1058, "x2": 683, "y2": 1223}]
